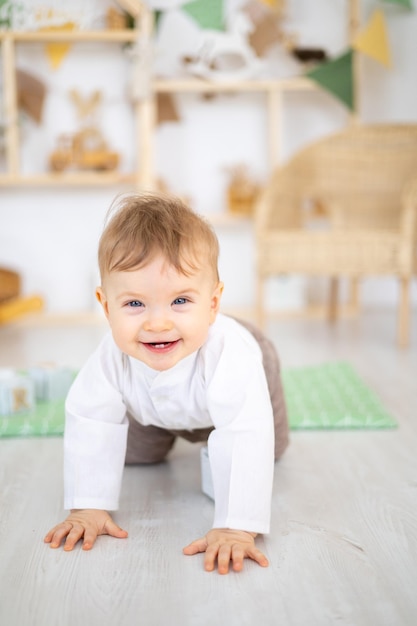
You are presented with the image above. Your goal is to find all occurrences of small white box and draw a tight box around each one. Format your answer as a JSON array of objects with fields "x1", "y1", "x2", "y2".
[
  {"x1": 27, "y1": 366, "x2": 74, "y2": 401},
  {"x1": 200, "y1": 446, "x2": 214, "y2": 500}
]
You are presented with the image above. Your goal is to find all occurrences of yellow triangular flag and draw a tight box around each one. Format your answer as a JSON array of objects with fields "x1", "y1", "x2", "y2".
[
  {"x1": 42, "y1": 23, "x2": 76, "y2": 70},
  {"x1": 257, "y1": 0, "x2": 283, "y2": 9},
  {"x1": 352, "y1": 9, "x2": 391, "y2": 68}
]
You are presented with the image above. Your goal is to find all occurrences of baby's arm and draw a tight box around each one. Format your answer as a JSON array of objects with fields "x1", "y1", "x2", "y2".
[
  {"x1": 44, "y1": 509, "x2": 128, "y2": 551},
  {"x1": 183, "y1": 528, "x2": 268, "y2": 574}
]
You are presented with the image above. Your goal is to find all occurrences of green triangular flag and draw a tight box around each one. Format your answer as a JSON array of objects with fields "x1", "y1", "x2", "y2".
[
  {"x1": 381, "y1": 0, "x2": 413, "y2": 9},
  {"x1": 306, "y1": 49, "x2": 354, "y2": 111},
  {"x1": 153, "y1": 10, "x2": 163, "y2": 31},
  {"x1": 182, "y1": 0, "x2": 224, "y2": 30}
]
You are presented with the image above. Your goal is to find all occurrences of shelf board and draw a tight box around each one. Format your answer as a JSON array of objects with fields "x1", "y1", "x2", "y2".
[
  {"x1": 0, "y1": 172, "x2": 138, "y2": 187},
  {"x1": 206, "y1": 212, "x2": 252, "y2": 227},
  {"x1": 153, "y1": 77, "x2": 315, "y2": 93},
  {"x1": 0, "y1": 29, "x2": 139, "y2": 43}
]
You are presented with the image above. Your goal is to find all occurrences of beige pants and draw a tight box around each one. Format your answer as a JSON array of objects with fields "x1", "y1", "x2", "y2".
[{"x1": 125, "y1": 318, "x2": 289, "y2": 465}]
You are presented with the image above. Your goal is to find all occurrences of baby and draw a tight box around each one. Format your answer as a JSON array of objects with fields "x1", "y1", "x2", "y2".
[{"x1": 45, "y1": 193, "x2": 289, "y2": 574}]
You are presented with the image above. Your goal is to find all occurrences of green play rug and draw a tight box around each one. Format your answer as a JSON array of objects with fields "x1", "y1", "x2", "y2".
[
  {"x1": 282, "y1": 362, "x2": 397, "y2": 430},
  {"x1": 0, "y1": 398, "x2": 66, "y2": 437},
  {"x1": 0, "y1": 362, "x2": 396, "y2": 437}
]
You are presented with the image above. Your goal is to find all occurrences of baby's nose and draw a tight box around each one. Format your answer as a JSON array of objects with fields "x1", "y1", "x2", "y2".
[{"x1": 143, "y1": 312, "x2": 173, "y2": 332}]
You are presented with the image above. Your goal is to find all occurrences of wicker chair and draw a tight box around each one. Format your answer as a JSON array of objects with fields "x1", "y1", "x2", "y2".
[{"x1": 255, "y1": 124, "x2": 417, "y2": 347}]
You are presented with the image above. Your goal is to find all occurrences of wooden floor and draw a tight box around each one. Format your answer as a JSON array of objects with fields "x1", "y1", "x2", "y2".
[{"x1": 1, "y1": 308, "x2": 416, "y2": 626}]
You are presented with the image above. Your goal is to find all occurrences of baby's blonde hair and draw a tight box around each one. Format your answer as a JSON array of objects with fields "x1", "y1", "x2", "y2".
[{"x1": 98, "y1": 193, "x2": 220, "y2": 282}]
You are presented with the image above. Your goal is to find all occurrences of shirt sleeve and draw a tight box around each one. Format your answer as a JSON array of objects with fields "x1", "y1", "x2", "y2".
[
  {"x1": 63, "y1": 336, "x2": 129, "y2": 511},
  {"x1": 204, "y1": 323, "x2": 275, "y2": 534}
]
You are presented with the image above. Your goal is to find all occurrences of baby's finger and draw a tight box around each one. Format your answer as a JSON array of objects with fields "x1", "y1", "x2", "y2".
[
  {"x1": 217, "y1": 544, "x2": 232, "y2": 575},
  {"x1": 247, "y1": 546, "x2": 269, "y2": 568},
  {"x1": 231, "y1": 544, "x2": 246, "y2": 572},
  {"x1": 44, "y1": 527, "x2": 58, "y2": 543},
  {"x1": 203, "y1": 543, "x2": 220, "y2": 572},
  {"x1": 104, "y1": 518, "x2": 128, "y2": 539},
  {"x1": 47, "y1": 522, "x2": 73, "y2": 548},
  {"x1": 182, "y1": 536, "x2": 208, "y2": 556},
  {"x1": 82, "y1": 527, "x2": 99, "y2": 551},
  {"x1": 63, "y1": 524, "x2": 85, "y2": 551}
]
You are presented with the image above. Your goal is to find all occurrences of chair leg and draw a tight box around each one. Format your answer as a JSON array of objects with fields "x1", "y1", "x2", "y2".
[
  {"x1": 328, "y1": 277, "x2": 339, "y2": 323},
  {"x1": 398, "y1": 277, "x2": 410, "y2": 348},
  {"x1": 348, "y1": 277, "x2": 360, "y2": 316},
  {"x1": 256, "y1": 274, "x2": 266, "y2": 330}
]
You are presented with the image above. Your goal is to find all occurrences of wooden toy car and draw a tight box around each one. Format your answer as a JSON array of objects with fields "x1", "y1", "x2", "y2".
[{"x1": 49, "y1": 127, "x2": 119, "y2": 172}]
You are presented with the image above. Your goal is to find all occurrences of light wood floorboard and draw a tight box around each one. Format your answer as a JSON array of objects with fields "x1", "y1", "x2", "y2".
[{"x1": 0, "y1": 308, "x2": 416, "y2": 626}]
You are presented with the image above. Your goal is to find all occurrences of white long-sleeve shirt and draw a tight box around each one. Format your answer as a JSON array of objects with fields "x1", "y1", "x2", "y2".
[{"x1": 64, "y1": 314, "x2": 275, "y2": 534}]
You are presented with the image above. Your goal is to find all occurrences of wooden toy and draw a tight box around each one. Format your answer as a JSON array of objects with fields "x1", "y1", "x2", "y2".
[
  {"x1": 106, "y1": 7, "x2": 129, "y2": 30},
  {"x1": 0, "y1": 369, "x2": 35, "y2": 416},
  {"x1": 0, "y1": 364, "x2": 74, "y2": 416},
  {"x1": 27, "y1": 365, "x2": 74, "y2": 402},
  {"x1": 49, "y1": 127, "x2": 119, "y2": 172},
  {"x1": 0, "y1": 295, "x2": 44, "y2": 324},
  {"x1": 49, "y1": 88, "x2": 120, "y2": 172},
  {"x1": 69, "y1": 89, "x2": 102, "y2": 125},
  {"x1": 0, "y1": 267, "x2": 44, "y2": 325},
  {"x1": 115, "y1": 0, "x2": 143, "y2": 20},
  {"x1": 226, "y1": 164, "x2": 260, "y2": 216},
  {"x1": 185, "y1": 13, "x2": 262, "y2": 81},
  {"x1": 0, "y1": 268, "x2": 20, "y2": 302}
]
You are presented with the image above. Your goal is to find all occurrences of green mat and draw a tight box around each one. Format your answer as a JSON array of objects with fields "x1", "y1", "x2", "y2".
[
  {"x1": 282, "y1": 362, "x2": 397, "y2": 430},
  {"x1": 0, "y1": 362, "x2": 396, "y2": 437},
  {"x1": 0, "y1": 398, "x2": 66, "y2": 437}
]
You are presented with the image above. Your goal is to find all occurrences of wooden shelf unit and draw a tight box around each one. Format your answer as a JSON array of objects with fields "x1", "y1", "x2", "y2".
[
  {"x1": 0, "y1": 18, "x2": 153, "y2": 188},
  {"x1": 5, "y1": 30, "x2": 139, "y2": 43},
  {"x1": 0, "y1": 0, "x2": 361, "y2": 192},
  {"x1": 154, "y1": 77, "x2": 317, "y2": 170},
  {"x1": 0, "y1": 18, "x2": 320, "y2": 189}
]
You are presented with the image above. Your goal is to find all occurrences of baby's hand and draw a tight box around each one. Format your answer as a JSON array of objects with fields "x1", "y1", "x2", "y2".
[
  {"x1": 183, "y1": 528, "x2": 269, "y2": 574},
  {"x1": 44, "y1": 509, "x2": 128, "y2": 551}
]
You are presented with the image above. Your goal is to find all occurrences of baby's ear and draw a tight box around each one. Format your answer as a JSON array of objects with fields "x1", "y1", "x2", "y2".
[
  {"x1": 96, "y1": 287, "x2": 110, "y2": 319},
  {"x1": 210, "y1": 281, "x2": 224, "y2": 323}
]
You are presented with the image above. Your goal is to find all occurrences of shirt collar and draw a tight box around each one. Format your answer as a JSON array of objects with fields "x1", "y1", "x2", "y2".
[{"x1": 128, "y1": 349, "x2": 199, "y2": 386}]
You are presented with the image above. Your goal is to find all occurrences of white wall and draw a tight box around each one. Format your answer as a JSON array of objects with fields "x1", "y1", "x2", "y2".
[{"x1": 1, "y1": 0, "x2": 417, "y2": 314}]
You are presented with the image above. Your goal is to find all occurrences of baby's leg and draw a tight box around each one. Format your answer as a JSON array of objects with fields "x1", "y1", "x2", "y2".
[
  {"x1": 125, "y1": 414, "x2": 177, "y2": 464},
  {"x1": 232, "y1": 317, "x2": 290, "y2": 460}
]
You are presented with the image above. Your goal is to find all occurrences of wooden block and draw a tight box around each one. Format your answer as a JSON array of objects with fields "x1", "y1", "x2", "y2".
[
  {"x1": 0, "y1": 369, "x2": 35, "y2": 415},
  {"x1": 27, "y1": 365, "x2": 74, "y2": 401}
]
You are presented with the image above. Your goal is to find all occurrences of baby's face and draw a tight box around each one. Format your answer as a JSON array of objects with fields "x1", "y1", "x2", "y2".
[{"x1": 96, "y1": 253, "x2": 223, "y2": 371}]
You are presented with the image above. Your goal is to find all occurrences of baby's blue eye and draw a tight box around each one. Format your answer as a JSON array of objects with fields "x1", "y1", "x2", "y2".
[
  {"x1": 127, "y1": 301, "x2": 143, "y2": 307},
  {"x1": 173, "y1": 297, "x2": 188, "y2": 305}
]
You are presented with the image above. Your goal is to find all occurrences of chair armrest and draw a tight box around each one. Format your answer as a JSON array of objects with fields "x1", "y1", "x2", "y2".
[
  {"x1": 398, "y1": 178, "x2": 417, "y2": 272},
  {"x1": 400, "y1": 177, "x2": 417, "y2": 240}
]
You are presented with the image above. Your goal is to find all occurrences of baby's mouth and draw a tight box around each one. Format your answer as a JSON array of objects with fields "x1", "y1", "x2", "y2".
[{"x1": 143, "y1": 339, "x2": 180, "y2": 352}]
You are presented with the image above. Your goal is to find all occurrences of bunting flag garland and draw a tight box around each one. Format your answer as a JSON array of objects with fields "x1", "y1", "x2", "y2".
[
  {"x1": 352, "y1": 9, "x2": 392, "y2": 67},
  {"x1": 248, "y1": 14, "x2": 282, "y2": 57},
  {"x1": 157, "y1": 92, "x2": 180, "y2": 124},
  {"x1": 256, "y1": 0, "x2": 284, "y2": 9},
  {"x1": 381, "y1": 0, "x2": 413, "y2": 9},
  {"x1": 182, "y1": 0, "x2": 224, "y2": 31},
  {"x1": 306, "y1": 50, "x2": 354, "y2": 111},
  {"x1": 153, "y1": 10, "x2": 163, "y2": 31},
  {"x1": 41, "y1": 22, "x2": 76, "y2": 70},
  {"x1": 16, "y1": 69, "x2": 47, "y2": 123}
]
